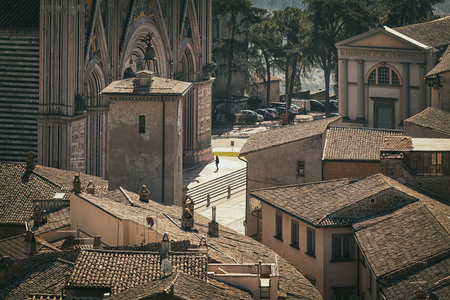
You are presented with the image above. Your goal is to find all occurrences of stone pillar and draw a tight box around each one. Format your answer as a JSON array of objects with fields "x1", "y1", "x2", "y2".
[
  {"x1": 419, "y1": 63, "x2": 427, "y2": 112},
  {"x1": 339, "y1": 59, "x2": 349, "y2": 119},
  {"x1": 356, "y1": 60, "x2": 365, "y2": 121},
  {"x1": 402, "y1": 63, "x2": 410, "y2": 121}
]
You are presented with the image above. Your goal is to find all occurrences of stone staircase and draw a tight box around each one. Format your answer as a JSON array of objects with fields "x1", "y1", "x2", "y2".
[{"x1": 188, "y1": 167, "x2": 246, "y2": 209}]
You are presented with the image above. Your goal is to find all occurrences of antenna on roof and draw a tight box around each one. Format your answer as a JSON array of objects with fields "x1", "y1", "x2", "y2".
[{"x1": 161, "y1": 258, "x2": 173, "y2": 277}]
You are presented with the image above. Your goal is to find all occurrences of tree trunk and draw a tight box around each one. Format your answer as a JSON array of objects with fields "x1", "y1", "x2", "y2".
[
  {"x1": 226, "y1": 10, "x2": 236, "y2": 115},
  {"x1": 264, "y1": 52, "x2": 271, "y2": 106},
  {"x1": 287, "y1": 55, "x2": 298, "y2": 114}
]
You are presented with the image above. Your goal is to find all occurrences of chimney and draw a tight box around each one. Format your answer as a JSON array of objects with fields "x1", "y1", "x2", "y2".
[
  {"x1": 33, "y1": 203, "x2": 43, "y2": 226},
  {"x1": 208, "y1": 206, "x2": 219, "y2": 237},
  {"x1": 133, "y1": 70, "x2": 154, "y2": 92},
  {"x1": 93, "y1": 235, "x2": 102, "y2": 249},
  {"x1": 73, "y1": 175, "x2": 82, "y2": 194},
  {"x1": 181, "y1": 195, "x2": 194, "y2": 230},
  {"x1": 140, "y1": 185, "x2": 150, "y2": 202},
  {"x1": 25, "y1": 230, "x2": 37, "y2": 255},
  {"x1": 86, "y1": 180, "x2": 95, "y2": 194},
  {"x1": 160, "y1": 233, "x2": 171, "y2": 259},
  {"x1": 26, "y1": 151, "x2": 36, "y2": 171}
]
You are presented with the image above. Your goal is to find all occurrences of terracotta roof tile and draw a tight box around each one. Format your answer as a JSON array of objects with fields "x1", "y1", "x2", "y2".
[
  {"x1": 0, "y1": 234, "x2": 59, "y2": 261},
  {"x1": 381, "y1": 257, "x2": 450, "y2": 299},
  {"x1": 404, "y1": 107, "x2": 450, "y2": 136},
  {"x1": 427, "y1": 45, "x2": 450, "y2": 76},
  {"x1": 381, "y1": 136, "x2": 413, "y2": 151},
  {"x1": 240, "y1": 117, "x2": 341, "y2": 155},
  {"x1": 101, "y1": 76, "x2": 192, "y2": 96},
  {"x1": 0, "y1": 259, "x2": 73, "y2": 300},
  {"x1": 0, "y1": 162, "x2": 108, "y2": 225},
  {"x1": 77, "y1": 191, "x2": 322, "y2": 299},
  {"x1": 30, "y1": 207, "x2": 71, "y2": 236},
  {"x1": 108, "y1": 272, "x2": 253, "y2": 300},
  {"x1": 393, "y1": 16, "x2": 450, "y2": 49},
  {"x1": 353, "y1": 202, "x2": 450, "y2": 278},
  {"x1": 67, "y1": 250, "x2": 207, "y2": 295},
  {"x1": 323, "y1": 127, "x2": 403, "y2": 161}
]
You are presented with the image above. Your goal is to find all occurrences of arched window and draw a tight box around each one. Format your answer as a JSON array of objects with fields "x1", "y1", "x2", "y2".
[{"x1": 368, "y1": 66, "x2": 400, "y2": 86}]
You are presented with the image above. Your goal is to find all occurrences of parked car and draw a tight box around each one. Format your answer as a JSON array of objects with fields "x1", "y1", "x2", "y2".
[
  {"x1": 309, "y1": 99, "x2": 325, "y2": 112},
  {"x1": 319, "y1": 100, "x2": 338, "y2": 111},
  {"x1": 275, "y1": 106, "x2": 286, "y2": 115},
  {"x1": 290, "y1": 104, "x2": 304, "y2": 114},
  {"x1": 265, "y1": 108, "x2": 279, "y2": 119},
  {"x1": 269, "y1": 102, "x2": 286, "y2": 108},
  {"x1": 255, "y1": 109, "x2": 271, "y2": 120},
  {"x1": 240, "y1": 109, "x2": 264, "y2": 121}
]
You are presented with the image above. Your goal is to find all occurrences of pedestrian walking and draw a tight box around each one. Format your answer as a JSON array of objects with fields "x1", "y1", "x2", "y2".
[{"x1": 215, "y1": 155, "x2": 219, "y2": 171}]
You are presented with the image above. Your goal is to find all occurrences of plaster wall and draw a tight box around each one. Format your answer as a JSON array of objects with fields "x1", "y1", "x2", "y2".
[
  {"x1": 108, "y1": 98, "x2": 182, "y2": 205},
  {"x1": 323, "y1": 161, "x2": 381, "y2": 181},
  {"x1": 260, "y1": 204, "x2": 357, "y2": 299},
  {"x1": 246, "y1": 135, "x2": 323, "y2": 237}
]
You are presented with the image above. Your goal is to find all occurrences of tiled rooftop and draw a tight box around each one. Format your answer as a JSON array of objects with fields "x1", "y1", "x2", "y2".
[
  {"x1": 67, "y1": 250, "x2": 207, "y2": 295},
  {"x1": 30, "y1": 207, "x2": 71, "y2": 236},
  {"x1": 427, "y1": 45, "x2": 450, "y2": 76},
  {"x1": 240, "y1": 117, "x2": 341, "y2": 155},
  {"x1": 77, "y1": 190, "x2": 322, "y2": 299},
  {"x1": 353, "y1": 201, "x2": 450, "y2": 279},
  {"x1": 108, "y1": 271, "x2": 253, "y2": 300},
  {"x1": 381, "y1": 257, "x2": 450, "y2": 299},
  {"x1": 381, "y1": 136, "x2": 413, "y2": 152},
  {"x1": 404, "y1": 107, "x2": 450, "y2": 136},
  {"x1": 0, "y1": 162, "x2": 107, "y2": 225},
  {"x1": 0, "y1": 0, "x2": 40, "y2": 29},
  {"x1": 101, "y1": 75, "x2": 193, "y2": 96},
  {"x1": 0, "y1": 233, "x2": 59, "y2": 261},
  {"x1": 393, "y1": 16, "x2": 450, "y2": 49},
  {"x1": 0, "y1": 259, "x2": 73, "y2": 300},
  {"x1": 323, "y1": 127, "x2": 403, "y2": 161}
]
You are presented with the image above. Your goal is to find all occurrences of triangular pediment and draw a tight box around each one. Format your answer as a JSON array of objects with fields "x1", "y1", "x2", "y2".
[{"x1": 337, "y1": 28, "x2": 427, "y2": 51}]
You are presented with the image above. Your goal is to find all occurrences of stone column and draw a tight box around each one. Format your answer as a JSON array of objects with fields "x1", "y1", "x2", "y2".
[
  {"x1": 419, "y1": 63, "x2": 427, "y2": 112},
  {"x1": 357, "y1": 60, "x2": 365, "y2": 121},
  {"x1": 339, "y1": 59, "x2": 349, "y2": 119},
  {"x1": 402, "y1": 63, "x2": 410, "y2": 121}
]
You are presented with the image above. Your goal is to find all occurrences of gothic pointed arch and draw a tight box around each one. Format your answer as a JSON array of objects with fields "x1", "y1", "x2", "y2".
[
  {"x1": 180, "y1": 0, "x2": 202, "y2": 55},
  {"x1": 179, "y1": 39, "x2": 197, "y2": 81},
  {"x1": 120, "y1": 18, "x2": 171, "y2": 78}
]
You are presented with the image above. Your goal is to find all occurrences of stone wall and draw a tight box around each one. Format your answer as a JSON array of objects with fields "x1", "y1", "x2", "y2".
[
  {"x1": 323, "y1": 161, "x2": 381, "y2": 181},
  {"x1": 403, "y1": 177, "x2": 450, "y2": 200}
]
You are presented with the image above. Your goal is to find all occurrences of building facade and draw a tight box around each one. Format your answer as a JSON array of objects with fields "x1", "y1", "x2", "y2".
[
  {"x1": 335, "y1": 17, "x2": 450, "y2": 129},
  {"x1": 0, "y1": 0, "x2": 214, "y2": 177}
]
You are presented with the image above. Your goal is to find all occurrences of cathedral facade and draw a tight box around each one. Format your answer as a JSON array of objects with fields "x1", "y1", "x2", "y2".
[{"x1": 0, "y1": 0, "x2": 214, "y2": 178}]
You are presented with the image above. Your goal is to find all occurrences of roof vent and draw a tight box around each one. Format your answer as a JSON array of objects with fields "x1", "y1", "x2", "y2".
[
  {"x1": 73, "y1": 175, "x2": 82, "y2": 194},
  {"x1": 161, "y1": 258, "x2": 173, "y2": 277}
]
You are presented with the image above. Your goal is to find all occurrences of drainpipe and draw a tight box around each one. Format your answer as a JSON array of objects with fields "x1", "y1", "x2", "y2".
[
  {"x1": 162, "y1": 97, "x2": 165, "y2": 203},
  {"x1": 238, "y1": 154, "x2": 248, "y2": 235}
]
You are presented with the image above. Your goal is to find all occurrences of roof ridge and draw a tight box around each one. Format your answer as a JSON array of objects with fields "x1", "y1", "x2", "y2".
[
  {"x1": 328, "y1": 126, "x2": 404, "y2": 133},
  {"x1": 251, "y1": 177, "x2": 350, "y2": 193}
]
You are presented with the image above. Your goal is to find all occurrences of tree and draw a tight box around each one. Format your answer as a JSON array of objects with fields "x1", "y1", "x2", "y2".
[
  {"x1": 249, "y1": 19, "x2": 283, "y2": 106},
  {"x1": 304, "y1": 0, "x2": 378, "y2": 117},
  {"x1": 271, "y1": 7, "x2": 312, "y2": 113},
  {"x1": 212, "y1": 0, "x2": 266, "y2": 114},
  {"x1": 382, "y1": 0, "x2": 444, "y2": 27}
]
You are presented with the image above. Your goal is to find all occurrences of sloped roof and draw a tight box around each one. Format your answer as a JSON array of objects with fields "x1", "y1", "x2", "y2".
[
  {"x1": 76, "y1": 190, "x2": 322, "y2": 299},
  {"x1": 427, "y1": 45, "x2": 450, "y2": 76},
  {"x1": 323, "y1": 127, "x2": 403, "y2": 161},
  {"x1": 393, "y1": 16, "x2": 450, "y2": 49},
  {"x1": 404, "y1": 107, "x2": 450, "y2": 136},
  {"x1": 240, "y1": 117, "x2": 341, "y2": 155},
  {"x1": 381, "y1": 136, "x2": 413, "y2": 151},
  {"x1": 0, "y1": 162, "x2": 108, "y2": 225},
  {"x1": 107, "y1": 271, "x2": 252, "y2": 300},
  {"x1": 30, "y1": 207, "x2": 71, "y2": 236},
  {"x1": 0, "y1": 0, "x2": 40, "y2": 29},
  {"x1": 0, "y1": 259, "x2": 73, "y2": 300},
  {"x1": 0, "y1": 233, "x2": 59, "y2": 261},
  {"x1": 381, "y1": 257, "x2": 450, "y2": 299},
  {"x1": 353, "y1": 201, "x2": 450, "y2": 279},
  {"x1": 67, "y1": 250, "x2": 207, "y2": 295}
]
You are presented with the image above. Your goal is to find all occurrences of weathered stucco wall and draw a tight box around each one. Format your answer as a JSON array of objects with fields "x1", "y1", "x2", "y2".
[{"x1": 323, "y1": 161, "x2": 381, "y2": 181}]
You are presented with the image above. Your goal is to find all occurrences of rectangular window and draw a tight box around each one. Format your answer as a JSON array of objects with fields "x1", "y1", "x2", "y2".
[
  {"x1": 275, "y1": 210, "x2": 282, "y2": 240},
  {"x1": 213, "y1": 19, "x2": 219, "y2": 41},
  {"x1": 290, "y1": 220, "x2": 299, "y2": 248},
  {"x1": 378, "y1": 66, "x2": 390, "y2": 85},
  {"x1": 297, "y1": 161, "x2": 305, "y2": 177},
  {"x1": 306, "y1": 228, "x2": 315, "y2": 256},
  {"x1": 139, "y1": 115, "x2": 145, "y2": 133},
  {"x1": 332, "y1": 234, "x2": 354, "y2": 261}
]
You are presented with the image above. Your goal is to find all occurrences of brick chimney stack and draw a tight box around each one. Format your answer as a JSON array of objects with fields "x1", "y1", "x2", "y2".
[
  {"x1": 133, "y1": 70, "x2": 154, "y2": 92},
  {"x1": 160, "y1": 233, "x2": 171, "y2": 259},
  {"x1": 208, "y1": 206, "x2": 219, "y2": 236},
  {"x1": 93, "y1": 235, "x2": 102, "y2": 249},
  {"x1": 140, "y1": 185, "x2": 150, "y2": 202}
]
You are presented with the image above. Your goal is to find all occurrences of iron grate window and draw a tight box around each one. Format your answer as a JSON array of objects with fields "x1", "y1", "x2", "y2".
[{"x1": 139, "y1": 115, "x2": 145, "y2": 133}]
